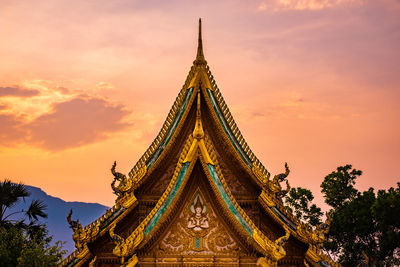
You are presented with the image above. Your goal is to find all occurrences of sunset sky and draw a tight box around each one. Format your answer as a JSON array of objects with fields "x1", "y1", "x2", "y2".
[{"x1": 1, "y1": 0, "x2": 399, "y2": 209}]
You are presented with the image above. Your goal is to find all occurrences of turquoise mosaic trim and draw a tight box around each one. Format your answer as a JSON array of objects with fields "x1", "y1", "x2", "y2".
[
  {"x1": 195, "y1": 237, "x2": 201, "y2": 249},
  {"x1": 207, "y1": 164, "x2": 253, "y2": 235},
  {"x1": 271, "y1": 206, "x2": 297, "y2": 231},
  {"x1": 144, "y1": 162, "x2": 190, "y2": 236},
  {"x1": 206, "y1": 89, "x2": 299, "y2": 234},
  {"x1": 66, "y1": 257, "x2": 79, "y2": 267},
  {"x1": 146, "y1": 88, "x2": 194, "y2": 169},
  {"x1": 99, "y1": 206, "x2": 126, "y2": 231},
  {"x1": 206, "y1": 89, "x2": 252, "y2": 168},
  {"x1": 319, "y1": 261, "x2": 331, "y2": 267}
]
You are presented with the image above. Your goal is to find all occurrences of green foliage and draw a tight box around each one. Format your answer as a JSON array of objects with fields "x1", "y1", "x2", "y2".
[
  {"x1": 0, "y1": 227, "x2": 24, "y2": 266},
  {"x1": 320, "y1": 167, "x2": 400, "y2": 266},
  {"x1": 25, "y1": 199, "x2": 48, "y2": 222},
  {"x1": 0, "y1": 225, "x2": 65, "y2": 267},
  {"x1": 0, "y1": 179, "x2": 66, "y2": 266},
  {"x1": 326, "y1": 185, "x2": 400, "y2": 266},
  {"x1": 320, "y1": 164, "x2": 361, "y2": 208},
  {"x1": 371, "y1": 184, "x2": 400, "y2": 265},
  {"x1": 284, "y1": 187, "x2": 323, "y2": 226},
  {"x1": 325, "y1": 188, "x2": 377, "y2": 265},
  {"x1": 286, "y1": 166, "x2": 399, "y2": 266}
]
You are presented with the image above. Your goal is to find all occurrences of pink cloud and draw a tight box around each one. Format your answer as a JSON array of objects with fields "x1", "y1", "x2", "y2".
[
  {"x1": 0, "y1": 86, "x2": 40, "y2": 97},
  {"x1": 270, "y1": 0, "x2": 364, "y2": 10},
  {"x1": 26, "y1": 97, "x2": 131, "y2": 150},
  {"x1": 0, "y1": 114, "x2": 26, "y2": 144},
  {"x1": 0, "y1": 95, "x2": 132, "y2": 151}
]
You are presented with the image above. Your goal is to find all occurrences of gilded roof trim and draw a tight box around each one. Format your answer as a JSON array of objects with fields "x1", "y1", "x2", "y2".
[
  {"x1": 202, "y1": 64, "x2": 270, "y2": 178},
  {"x1": 198, "y1": 68, "x2": 313, "y2": 240},
  {"x1": 111, "y1": 129, "x2": 290, "y2": 264},
  {"x1": 128, "y1": 65, "x2": 198, "y2": 183}
]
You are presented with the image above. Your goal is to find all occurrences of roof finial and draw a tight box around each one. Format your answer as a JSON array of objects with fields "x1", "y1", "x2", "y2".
[
  {"x1": 194, "y1": 18, "x2": 206, "y2": 65},
  {"x1": 193, "y1": 92, "x2": 204, "y2": 140}
]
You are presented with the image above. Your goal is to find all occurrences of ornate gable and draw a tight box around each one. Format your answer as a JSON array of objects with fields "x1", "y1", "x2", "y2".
[
  {"x1": 62, "y1": 19, "x2": 339, "y2": 267},
  {"x1": 143, "y1": 166, "x2": 256, "y2": 265}
]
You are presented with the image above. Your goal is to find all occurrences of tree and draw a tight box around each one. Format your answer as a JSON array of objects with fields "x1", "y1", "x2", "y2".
[
  {"x1": 320, "y1": 166, "x2": 400, "y2": 266},
  {"x1": 284, "y1": 187, "x2": 323, "y2": 226},
  {"x1": 320, "y1": 164, "x2": 361, "y2": 208},
  {"x1": 371, "y1": 184, "x2": 400, "y2": 265},
  {"x1": 0, "y1": 227, "x2": 24, "y2": 266},
  {"x1": 0, "y1": 179, "x2": 66, "y2": 266},
  {"x1": 325, "y1": 188, "x2": 377, "y2": 265},
  {"x1": 285, "y1": 166, "x2": 400, "y2": 266},
  {"x1": 0, "y1": 179, "x2": 47, "y2": 228},
  {"x1": 0, "y1": 224, "x2": 65, "y2": 267}
]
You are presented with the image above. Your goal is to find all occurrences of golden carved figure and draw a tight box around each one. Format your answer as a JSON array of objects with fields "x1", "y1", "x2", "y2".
[
  {"x1": 187, "y1": 194, "x2": 209, "y2": 231},
  {"x1": 272, "y1": 227, "x2": 290, "y2": 258},
  {"x1": 66, "y1": 209, "x2": 100, "y2": 255},
  {"x1": 109, "y1": 223, "x2": 123, "y2": 246},
  {"x1": 67, "y1": 209, "x2": 84, "y2": 251},
  {"x1": 111, "y1": 161, "x2": 130, "y2": 196},
  {"x1": 269, "y1": 162, "x2": 291, "y2": 198}
]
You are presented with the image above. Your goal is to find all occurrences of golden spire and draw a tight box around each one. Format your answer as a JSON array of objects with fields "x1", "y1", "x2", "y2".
[
  {"x1": 194, "y1": 18, "x2": 207, "y2": 66},
  {"x1": 184, "y1": 91, "x2": 213, "y2": 164},
  {"x1": 193, "y1": 92, "x2": 204, "y2": 140}
]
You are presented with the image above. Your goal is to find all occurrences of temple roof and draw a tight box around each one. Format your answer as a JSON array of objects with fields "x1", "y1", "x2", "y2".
[
  {"x1": 62, "y1": 19, "x2": 338, "y2": 267},
  {"x1": 109, "y1": 92, "x2": 292, "y2": 264}
]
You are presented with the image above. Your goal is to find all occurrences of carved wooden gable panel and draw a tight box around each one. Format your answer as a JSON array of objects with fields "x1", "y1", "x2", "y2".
[
  {"x1": 141, "y1": 180, "x2": 258, "y2": 266},
  {"x1": 157, "y1": 189, "x2": 239, "y2": 255}
]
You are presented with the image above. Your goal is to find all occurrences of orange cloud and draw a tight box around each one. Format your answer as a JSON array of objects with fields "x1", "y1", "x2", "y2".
[
  {"x1": 0, "y1": 86, "x2": 40, "y2": 97},
  {"x1": 27, "y1": 96, "x2": 131, "y2": 150},
  {"x1": 0, "y1": 113, "x2": 26, "y2": 144},
  {"x1": 0, "y1": 89, "x2": 132, "y2": 150}
]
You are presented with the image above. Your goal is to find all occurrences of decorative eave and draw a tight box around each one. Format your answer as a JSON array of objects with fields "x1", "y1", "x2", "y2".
[{"x1": 109, "y1": 92, "x2": 292, "y2": 266}]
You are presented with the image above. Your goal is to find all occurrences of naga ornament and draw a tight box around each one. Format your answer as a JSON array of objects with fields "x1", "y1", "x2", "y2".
[
  {"x1": 298, "y1": 212, "x2": 332, "y2": 247},
  {"x1": 272, "y1": 227, "x2": 290, "y2": 259},
  {"x1": 269, "y1": 162, "x2": 291, "y2": 199},
  {"x1": 110, "y1": 223, "x2": 143, "y2": 265},
  {"x1": 111, "y1": 161, "x2": 131, "y2": 196},
  {"x1": 67, "y1": 209, "x2": 84, "y2": 251},
  {"x1": 67, "y1": 209, "x2": 100, "y2": 252}
]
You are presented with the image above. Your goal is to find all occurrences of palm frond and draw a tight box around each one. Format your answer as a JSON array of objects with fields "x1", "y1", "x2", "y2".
[
  {"x1": 0, "y1": 179, "x2": 30, "y2": 208},
  {"x1": 26, "y1": 199, "x2": 48, "y2": 221}
]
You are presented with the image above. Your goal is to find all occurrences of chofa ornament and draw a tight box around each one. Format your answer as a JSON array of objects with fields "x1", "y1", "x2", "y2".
[
  {"x1": 111, "y1": 161, "x2": 146, "y2": 209},
  {"x1": 253, "y1": 162, "x2": 292, "y2": 200},
  {"x1": 111, "y1": 161, "x2": 130, "y2": 196},
  {"x1": 67, "y1": 209, "x2": 100, "y2": 252},
  {"x1": 269, "y1": 162, "x2": 291, "y2": 198},
  {"x1": 109, "y1": 223, "x2": 144, "y2": 265}
]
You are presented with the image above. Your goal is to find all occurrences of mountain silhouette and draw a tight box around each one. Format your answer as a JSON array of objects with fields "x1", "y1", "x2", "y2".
[{"x1": 12, "y1": 185, "x2": 109, "y2": 254}]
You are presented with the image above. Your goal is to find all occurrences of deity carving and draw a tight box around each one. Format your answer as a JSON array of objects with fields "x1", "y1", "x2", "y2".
[
  {"x1": 187, "y1": 194, "x2": 209, "y2": 231},
  {"x1": 156, "y1": 188, "x2": 240, "y2": 256}
]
